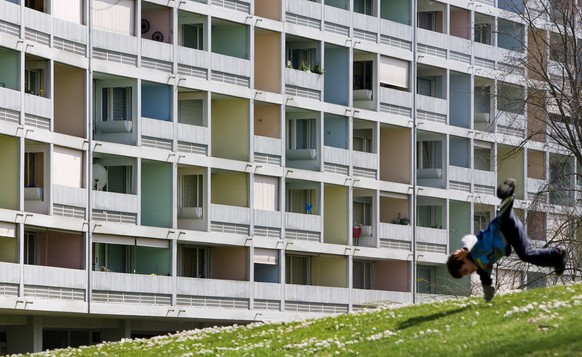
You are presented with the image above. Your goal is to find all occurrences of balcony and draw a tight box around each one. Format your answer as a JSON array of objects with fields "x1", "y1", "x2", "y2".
[
  {"x1": 285, "y1": 68, "x2": 323, "y2": 100},
  {"x1": 92, "y1": 191, "x2": 139, "y2": 222},
  {"x1": 92, "y1": 29, "x2": 138, "y2": 67},
  {"x1": 176, "y1": 123, "x2": 209, "y2": 155},
  {"x1": 23, "y1": 7, "x2": 51, "y2": 47},
  {"x1": 379, "y1": 87, "x2": 412, "y2": 117},
  {"x1": 379, "y1": 19, "x2": 412, "y2": 50},
  {"x1": 210, "y1": 204, "x2": 251, "y2": 229},
  {"x1": 211, "y1": 53, "x2": 251, "y2": 88},
  {"x1": 378, "y1": 223, "x2": 412, "y2": 250},
  {"x1": 527, "y1": 178, "x2": 547, "y2": 200},
  {"x1": 284, "y1": 284, "x2": 348, "y2": 314},
  {"x1": 448, "y1": 166, "x2": 471, "y2": 193},
  {"x1": 323, "y1": 4, "x2": 349, "y2": 37},
  {"x1": 91, "y1": 271, "x2": 172, "y2": 311},
  {"x1": 352, "y1": 151, "x2": 377, "y2": 178},
  {"x1": 353, "y1": 12, "x2": 378, "y2": 43},
  {"x1": 52, "y1": 184, "x2": 87, "y2": 212},
  {"x1": 177, "y1": 277, "x2": 251, "y2": 307},
  {"x1": 352, "y1": 288, "x2": 411, "y2": 307},
  {"x1": 474, "y1": 169, "x2": 496, "y2": 196},
  {"x1": 254, "y1": 209, "x2": 282, "y2": 230},
  {"x1": 285, "y1": 211, "x2": 321, "y2": 238},
  {"x1": 497, "y1": 112, "x2": 526, "y2": 138},
  {"x1": 285, "y1": 0, "x2": 322, "y2": 29},
  {"x1": 22, "y1": 265, "x2": 87, "y2": 311},
  {"x1": 0, "y1": 87, "x2": 21, "y2": 116},
  {"x1": 254, "y1": 136, "x2": 282, "y2": 165},
  {"x1": 0, "y1": 1, "x2": 20, "y2": 31},
  {"x1": 53, "y1": 17, "x2": 87, "y2": 56},
  {"x1": 141, "y1": 117, "x2": 173, "y2": 142},
  {"x1": 24, "y1": 93, "x2": 52, "y2": 126},
  {"x1": 417, "y1": 29, "x2": 448, "y2": 59},
  {"x1": 323, "y1": 146, "x2": 349, "y2": 174},
  {"x1": 177, "y1": 47, "x2": 210, "y2": 80},
  {"x1": 0, "y1": 262, "x2": 20, "y2": 296},
  {"x1": 416, "y1": 226, "x2": 448, "y2": 256},
  {"x1": 416, "y1": 95, "x2": 447, "y2": 124}
]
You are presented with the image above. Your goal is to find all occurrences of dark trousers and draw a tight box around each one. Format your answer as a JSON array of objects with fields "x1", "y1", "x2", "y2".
[{"x1": 498, "y1": 210, "x2": 560, "y2": 267}]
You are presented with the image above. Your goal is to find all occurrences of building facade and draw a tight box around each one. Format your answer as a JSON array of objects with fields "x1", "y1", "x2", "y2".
[{"x1": 0, "y1": 0, "x2": 572, "y2": 353}]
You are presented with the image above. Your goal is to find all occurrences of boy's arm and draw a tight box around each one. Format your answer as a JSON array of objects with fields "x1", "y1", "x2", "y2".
[
  {"x1": 461, "y1": 234, "x2": 478, "y2": 252},
  {"x1": 477, "y1": 269, "x2": 495, "y2": 302}
]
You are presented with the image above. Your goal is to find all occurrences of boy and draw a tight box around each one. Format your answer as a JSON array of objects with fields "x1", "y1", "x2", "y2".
[{"x1": 447, "y1": 178, "x2": 567, "y2": 302}]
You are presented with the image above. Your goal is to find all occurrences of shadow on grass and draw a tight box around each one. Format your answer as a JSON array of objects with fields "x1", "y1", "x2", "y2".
[{"x1": 397, "y1": 306, "x2": 471, "y2": 330}]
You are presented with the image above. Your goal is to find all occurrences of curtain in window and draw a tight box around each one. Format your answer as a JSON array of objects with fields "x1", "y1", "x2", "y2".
[
  {"x1": 53, "y1": 146, "x2": 83, "y2": 188},
  {"x1": 92, "y1": 0, "x2": 135, "y2": 35},
  {"x1": 53, "y1": 0, "x2": 83, "y2": 23},
  {"x1": 254, "y1": 175, "x2": 278, "y2": 211},
  {"x1": 380, "y1": 56, "x2": 409, "y2": 89}
]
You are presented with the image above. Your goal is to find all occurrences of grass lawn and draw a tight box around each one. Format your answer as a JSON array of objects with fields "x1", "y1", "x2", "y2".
[{"x1": 19, "y1": 282, "x2": 582, "y2": 356}]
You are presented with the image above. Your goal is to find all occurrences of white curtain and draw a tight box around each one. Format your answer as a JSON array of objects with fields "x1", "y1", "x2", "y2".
[
  {"x1": 254, "y1": 248, "x2": 278, "y2": 265},
  {"x1": 53, "y1": 0, "x2": 83, "y2": 24},
  {"x1": 53, "y1": 146, "x2": 83, "y2": 188},
  {"x1": 380, "y1": 56, "x2": 409, "y2": 89},
  {"x1": 92, "y1": 0, "x2": 135, "y2": 36},
  {"x1": 254, "y1": 175, "x2": 278, "y2": 211}
]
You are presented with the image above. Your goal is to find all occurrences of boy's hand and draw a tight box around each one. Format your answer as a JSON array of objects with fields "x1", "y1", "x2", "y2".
[
  {"x1": 483, "y1": 285, "x2": 495, "y2": 302},
  {"x1": 452, "y1": 248, "x2": 469, "y2": 259}
]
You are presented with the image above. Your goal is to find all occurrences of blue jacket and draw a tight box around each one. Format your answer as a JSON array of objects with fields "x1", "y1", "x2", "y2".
[{"x1": 462, "y1": 218, "x2": 511, "y2": 285}]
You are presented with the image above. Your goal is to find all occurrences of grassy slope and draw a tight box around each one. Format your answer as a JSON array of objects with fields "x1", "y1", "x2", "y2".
[{"x1": 27, "y1": 283, "x2": 582, "y2": 357}]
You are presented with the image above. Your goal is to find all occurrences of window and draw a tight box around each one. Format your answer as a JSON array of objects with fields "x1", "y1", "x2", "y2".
[
  {"x1": 25, "y1": 68, "x2": 44, "y2": 96},
  {"x1": 287, "y1": 189, "x2": 313, "y2": 214},
  {"x1": 179, "y1": 246, "x2": 209, "y2": 278},
  {"x1": 417, "y1": 205, "x2": 442, "y2": 228},
  {"x1": 24, "y1": 232, "x2": 38, "y2": 265},
  {"x1": 105, "y1": 165, "x2": 133, "y2": 194},
  {"x1": 287, "y1": 48, "x2": 315, "y2": 70},
  {"x1": 353, "y1": 129, "x2": 373, "y2": 153},
  {"x1": 417, "y1": 266, "x2": 434, "y2": 293},
  {"x1": 417, "y1": 12, "x2": 436, "y2": 31},
  {"x1": 474, "y1": 211, "x2": 491, "y2": 232},
  {"x1": 182, "y1": 24, "x2": 204, "y2": 50},
  {"x1": 497, "y1": 83, "x2": 524, "y2": 114},
  {"x1": 102, "y1": 87, "x2": 132, "y2": 121},
  {"x1": 179, "y1": 175, "x2": 203, "y2": 208},
  {"x1": 353, "y1": 200, "x2": 372, "y2": 226},
  {"x1": 353, "y1": 61, "x2": 373, "y2": 90},
  {"x1": 417, "y1": 77, "x2": 440, "y2": 97},
  {"x1": 416, "y1": 141, "x2": 442, "y2": 169},
  {"x1": 288, "y1": 118, "x2": 316, "y2": 150},
  {"x1": 475, "y1": 23, "x2": 492, "y2": 45},
  {"x1": 354, "y1": 0, "x2": 372, "y2": 15},
  {"x1": 178, "y1": 99, "x2": 204, "y2": 126},
  {"x1": 353, "y1": 261, "x2": 373, "y2": 289},
  {"x1": 379, "y1": 56, "x2": 409, "y2": 90},
  {"x1": 25, "y1": 0, "x2": 44, "y2": 12},
  {"x1": 24, "y1": 152, "x2": 44, "y2": 188},
  {"x1": 285, "y1": 255, "x2": 310, "y2": 285}
]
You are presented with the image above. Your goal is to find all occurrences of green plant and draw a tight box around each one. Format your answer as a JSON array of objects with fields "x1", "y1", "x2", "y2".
[
  {"x1": 312, "y1": 63, "x2": 324, "y2": 74},
  {"x1": 299, "y1": 60, "x2": 311, "y2": 72}
]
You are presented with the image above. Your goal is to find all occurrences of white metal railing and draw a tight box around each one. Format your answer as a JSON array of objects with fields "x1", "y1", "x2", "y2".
[
  {"x1": 177, "y1": 277, "x2": 250, "y2": 298},
  {"x1": 211, "y1": 52, "x2": 251, "y2": 78},
  {"x1": 285, "y1": 284, "x2": 348, "y2": 304},
  {"x1": 53, "y1": 17, "x2": 87, "y2": 45},
  {"x1": 285, "y1": 212, "x2": 322, "y2": 232},
  {"x1": 416, "y1": 226, "x2": 448, "y2": 247},
  {"x1": 254, "y1": 209, "x2": 282, "y2": 228},
  {"x1": 23, "y1": 265, "x2": 86, "y2": 289},
  {"x1": 323, "y1": 4, "x2": 349, "y2": 28},
  {"x1": 211, "y1": 204, "x2": 251, "y2": 225},
  {"x1": 254, "y1": 135, "x2": 282, "y2": 156},
  {"x1": 23, "y1": 6, "x2": 51, "y2": 34},
  {"x1": 92, "y1": 271, "x2": 173, "y2": 294},
  {"x1": 0, "y1": 262, "x2": 20, "y2": 284},
  {"x1": 379, "y1": 18, "x2": 413, "y2": 43},
  {"x1": 52, "y1": 185, "x2": 87, "y2": 208},
  {"x1": 323, "y1": 146, "x2": 350, "y2": 166},
  {"x1": 92, "y1": 190, "x2": 139, "y2": 213},
  {"x1": 141, "y1": 117, "x2": 173, "y2": 140},
  {"x1": 0, "y1": 87, "x2": 21, "y2": 112},
  {"x1": 416, "y1": 95, "x2": 448, "y2": 116},
  {"x1": 285, "y1": 68, "x2": 323, "y2": 91},
  {"x1": 448, "y1": 165, "x2": 471, "y2": 183},
  {"x1": 378, "y1": 223, "x2": 412, "y2": 242},
  {"x1": 379, "y1": 87, "x2": 412, "y2": 108},
  {"x1": 0, "y1": 1, "x2": 20, "y2": 26},
  {"x1": 352, "y1": 150, "x2": 377, "y2": 170},
  {"x1": 141, "y1": 38, "x2": 173, "y2": 62},
  {"x1": 24, "y1": 94, "x2": 51, "y2": 119},
  {"x1": 286, "y1": 0, "x2": 322, "y2": 20},
  {"x1": 177, "y1": 46, "x2": 210, "y2": 70},
  {"x1": 177, "y1": 123, "x2": 209, "y2": 146},
  {"x1": 353, "y1": 12, "x2": 378, "y2": 34}
]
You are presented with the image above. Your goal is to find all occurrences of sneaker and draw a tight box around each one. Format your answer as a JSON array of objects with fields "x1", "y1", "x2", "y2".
[
  {"x1": 554, "y1": 247, "x2": 567, "y2": 275},
  {"x1": 497, "y1": 178, "x2": 516, "y2": 200}
]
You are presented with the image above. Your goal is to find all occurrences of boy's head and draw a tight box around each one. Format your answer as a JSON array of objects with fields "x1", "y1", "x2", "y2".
[{"x1": 447, "y1": 248, "x2": 478, "y2": 278}]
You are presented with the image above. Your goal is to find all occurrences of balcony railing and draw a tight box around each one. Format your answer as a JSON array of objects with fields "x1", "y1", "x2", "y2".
[
  {"x1": 211, "y1": 204, "x2": 251, "y2": 226},
  {"x1": 379, "y1": 18, "x2": 413, "y2": 50},
  {"x1": 353, "y1": 12, "x2": 378, "y2": 42},
  {"x1": 416, "y1": 226, "x2": 448, "y2": 254},
  {"x1": 92, "y1": 190, "x2": 139, "y2": 214},
  {"x1": 323, "y1": 5, "x2": 349, "y2": 36},
  {"x1": 284, "y1": 68, "x2": 323, "y2": 100},
  {"x1": 378, "y1": 223, "x2": 412, "y2": 247},
  {"x1": 286, "y1": 0, "x2": 322, "y2": 29},
  {"x1": 474, "y1": 169, "x2": 496, "y2": 196},
  {"x1": 254, "y1": 135, "x2": 282, "y2": 157},
  {"x1": 141, "y1": 117, "x2": 173, "y2": 141},
  {"x1": 53, "y1": 184, "x2": 87, "y2": 208},
  {"x1": 24, "y1": 265, "x2": 86, "y2": 291},
  {"x1": 285, "y1": 211, "x2": 321, "y2": 232},
  {"x1": 254, "y1": 209, "x2": 282, "y2": 229},
  {"x1": 323, "y1": 146, "x2": 350, "y2": 167}
]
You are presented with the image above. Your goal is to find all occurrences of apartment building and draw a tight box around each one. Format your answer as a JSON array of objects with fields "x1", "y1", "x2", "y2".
[{"x1": 0, "y1": 0, "x2": 573, "y2": 353}]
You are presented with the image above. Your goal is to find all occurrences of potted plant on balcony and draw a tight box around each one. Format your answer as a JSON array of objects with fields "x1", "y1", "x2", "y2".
[{"x1": 312, "y1": 64, "x2": 324, "y2": 74}]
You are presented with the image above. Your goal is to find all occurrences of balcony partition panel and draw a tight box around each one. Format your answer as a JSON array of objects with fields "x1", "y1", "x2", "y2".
[
  {"x1": 92, "y1": 271, "x2": 173, "y2": 297},
  {"x1": 0, "y1": 48, "x2": 19, "y2": 92},
  {"x1": 0, "y1": 136, "x2": 18, "y2": 210},
  {"x1": 141, "y1": 161, "x2": 172, "y2": 228}
]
